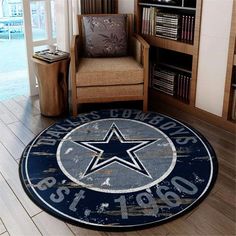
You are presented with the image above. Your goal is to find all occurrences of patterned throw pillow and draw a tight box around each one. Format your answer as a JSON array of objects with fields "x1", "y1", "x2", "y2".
[{"x1": 82, "y1": 15, "x2": 128, "y2": 57}]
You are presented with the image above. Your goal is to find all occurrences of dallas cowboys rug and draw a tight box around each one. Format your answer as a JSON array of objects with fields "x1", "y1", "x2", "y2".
[{"x1": 19, "y1": 109, "x2": 218, "y2": 230}]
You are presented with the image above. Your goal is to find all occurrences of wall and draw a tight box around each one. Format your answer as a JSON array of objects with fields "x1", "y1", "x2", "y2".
[
  {"x1": 195, "y1": 0, "x2": 234, "y2": 116},
  {"x1": 55, "y1": 0, "x2": 69, "y2": 51},
  {"x1": 118, "y1": 0, "x2": 134, "y2": 13}
]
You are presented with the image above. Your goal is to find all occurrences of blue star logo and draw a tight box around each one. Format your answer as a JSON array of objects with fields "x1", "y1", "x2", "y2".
[{"x1": 73, "y1": 123, "x2": 157, "y2": 178}]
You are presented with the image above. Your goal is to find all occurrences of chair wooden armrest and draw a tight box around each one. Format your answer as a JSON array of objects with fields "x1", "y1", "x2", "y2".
[
  {"x1": 70, "y1": 35, "x2": 81, "y2": 72},
  {"x1": 130, "y1": 33, "x2": 150, "y2": 112},
  {"x1": 133, "y1": 33, "x2": 150, "y2": 49},
  {"x1": 130, "y1": 33, "x2": 149, "y2": 62}
]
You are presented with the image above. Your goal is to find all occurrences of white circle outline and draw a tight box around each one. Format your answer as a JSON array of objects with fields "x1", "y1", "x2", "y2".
[
  {"x1": 23, "y1": 113, "x2": 215, "y2": 228},
  {"x1": 56, "y1": 118, "x2": 177, "y2": 193}
]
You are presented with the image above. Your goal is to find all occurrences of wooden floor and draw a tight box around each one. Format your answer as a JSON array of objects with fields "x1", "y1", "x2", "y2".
[{"x1": 0, "y1": 95, "x2": 235, "y2": 236}]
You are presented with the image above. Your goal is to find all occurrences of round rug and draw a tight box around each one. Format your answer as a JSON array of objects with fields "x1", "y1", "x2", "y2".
[{"x1": 19, "y1": 109, "x2": 218, "y2": 229}]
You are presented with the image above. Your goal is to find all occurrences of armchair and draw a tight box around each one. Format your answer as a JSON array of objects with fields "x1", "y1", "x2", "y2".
[{"x1": 70, "y1": 14, "x2": 149, "y2": 116}]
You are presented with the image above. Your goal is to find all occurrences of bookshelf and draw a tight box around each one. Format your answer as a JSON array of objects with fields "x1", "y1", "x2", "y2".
[
  {"x1": 223, "y1": 0, "x2": 236, "y2": 123},
  {"x1": 134, "y1": 0, "x2": 202, "y2": 107}
]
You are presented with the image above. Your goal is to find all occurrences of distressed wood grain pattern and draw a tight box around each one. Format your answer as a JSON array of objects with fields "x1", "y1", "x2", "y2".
[
  {"x1": 0, "y1": 143, "x2": 41, "y2": 216},
  {"x1": 32, "y1": 212, "x2": 74, "y2": 236},
  {"x1": 0, "y1": 95, "x2": 234, "y2": 235},
  {"x1": 0, "y1": 102, "x2": 18, "y2": 125},
  {"x1": 0, "y1": 232, "x2": 9, "y2": 236},
  {"x1": 32, "y1": 58, "x2": 70, "y2": 117},
  {"x1": 0, "y1": 119, "x2": 25, "y2": 160},
  {"x1": 0, "y1": 174, "x2": 41, "y2": 236},
  {"x1": 1, "y1": 99, "x2": 45, "y2": 134},
  {"x1": 14, "y1": 95, "x2": 41, "y2": 116},
  {"x1": 0, "y1": 219, "x2": 6, "y2": 235},
  {"x1": 8, "y1": 121, "x2": 35, "y2": 146}
]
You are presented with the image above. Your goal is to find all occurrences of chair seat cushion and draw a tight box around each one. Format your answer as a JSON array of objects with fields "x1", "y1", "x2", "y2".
[{"x1": 76, "y1": 57, "x2": 144, "y2": 87}]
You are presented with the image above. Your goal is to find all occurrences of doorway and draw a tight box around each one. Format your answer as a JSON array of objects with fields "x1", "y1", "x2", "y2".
[
  {"x1": 0, "y1": 0, "x2": 56, "y2": 101},
  {"x1": 0, "y1": 0, "x2": 29, "y2": 100}
]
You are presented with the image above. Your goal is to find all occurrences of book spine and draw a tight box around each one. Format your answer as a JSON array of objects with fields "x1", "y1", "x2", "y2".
[
  {"x1": 190, "y1": 16, "x2": 195, "y2": 44},
  {"x1": 141, "y1": 8, "x2": 145, "y2": 34},
  {"x1": 187, "y1": 16, "x2": 191, "y2": 42},
  {"x1": 181, "y1": 15, "x2": 185, "y2": 41},
  {"x1": 144, "y1": 8, "x2": 148, "y2": 34},
  {"x1": 186, "y1": 76, "x2": 190, "y2": 103},
  {"x1": 153, "y1": 80, "x2": 175, "y2": 90},
  {"x1": 157, "y1": 12, "x2": 180, "y2": 19},
  {"x1": 232, "y1": 89, "x2": 236, "y2": 120},
  {"x1": 152, "y1": 85, "x2": 175, "y2": 96},
  {"x1": 150, "y1": 7, "x2": 155, "y2": 36},
  {"x1": 184, "y1": 15, "x2": 188, "y2": 41},
  {"x1": 156, "y1": 33, "x2": 179, "y2": 40},
  {"x1": 153, "y1": 76, "x2": 175, "y2": 84},
  {"x1": 156, "y1": 28, "x2": 179, "y2": 34},
  {"x1": 156, "y1": 17, "x2": 179, "y2": 23},
  {"x1": 153, "y1": 73, "x2": 175, "y2": 81},
  {"x1": 146, "y1": 8, "x2": 150, "y2": 35}
]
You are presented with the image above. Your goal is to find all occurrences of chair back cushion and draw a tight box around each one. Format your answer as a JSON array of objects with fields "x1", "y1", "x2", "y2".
[{"x1": 82, "y1": 15, "x2": 128, "y2": 57}]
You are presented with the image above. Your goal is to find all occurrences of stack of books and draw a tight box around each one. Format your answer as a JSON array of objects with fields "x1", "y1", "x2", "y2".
[
  {"x1": 141, "y1": 7, "x2": 157, "y2": 35},
  {"x1": 156, "y1": 12, "x2": 181, "y2": 41},
  {"x1": 175, "y1": 73, "x2": 191, "y2": 103},
  {"x1": 180, "y1": 15, "x2": 195, "y2": 44},
  {"x1": 141, "y1": 7, "x2": 195, "y2": 44},
  {"x1": 152, "y1": 65, "x2": 176, "y2": 96},
  {"x1": 151, "y1": 64, "x2": 192, "y2": 103},
  {"x1": 33, "y1": 49, "x2": 70, "y2": 63}
]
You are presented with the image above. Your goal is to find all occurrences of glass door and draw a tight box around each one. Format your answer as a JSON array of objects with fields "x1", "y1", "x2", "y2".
[
  {"x1": 0, "y1": 0, "x2": 29, "y2": 100},
  {"x1": 22, "y1": 0, "x2": 56, "y2": 95}
]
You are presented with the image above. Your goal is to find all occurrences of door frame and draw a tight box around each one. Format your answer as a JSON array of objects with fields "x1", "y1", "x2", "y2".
[{"x1": 22, "y1": 0, "x2": 56, "y2": 96}]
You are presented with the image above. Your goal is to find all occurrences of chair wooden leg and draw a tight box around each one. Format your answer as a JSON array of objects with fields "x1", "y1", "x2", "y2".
[
  {"x1": 143, "y1": 98, "x2": 148, "y2": 113},
  {"x1": 72, "y1": 103, "x2": 78, "y2": 117}
]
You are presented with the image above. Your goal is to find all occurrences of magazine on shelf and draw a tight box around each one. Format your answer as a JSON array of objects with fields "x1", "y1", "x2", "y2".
[{"x1": 33, "y1": 49, "x2": 70, "y2": 63}]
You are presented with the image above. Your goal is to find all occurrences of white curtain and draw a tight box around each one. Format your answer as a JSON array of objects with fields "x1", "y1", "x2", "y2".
[{"x1": 55, "y1": 0, "x2": 80, "y2": 52}]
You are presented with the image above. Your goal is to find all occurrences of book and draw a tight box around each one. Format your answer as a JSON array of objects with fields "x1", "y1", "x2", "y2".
[
  {"x1": 156, "y1": 26, "x2": 179, "y2": 32},
  {"x1": 156, "y1": 33, "x2": 179, "y2": 40},
  {"x1": 181, "y1": 15, "x2": 185, "y2": 41},
  {"x1": 153, "y1": 79, "x2": 175, "y2": 90},
  {"x1": 190, "y1": 16, "x2": 195, "y2": 43},
  {"x1": 33, "y1": 49, "x2": 69, "y2": 63},
  {"x1": 156, "y1": 17, "x2": 179, "y2": 25},
  {"x1": 232, "y1": 89, "x2": 236, "y2": 120},
  {"x1": 180, "y1": 15, "x2": 195, "y2": 43},
  {"x1": 153, "y1": 84, "x2": 175, "y2": 96},
  {"x1": 185, "y1": 76, "x2": 191, "y2": 102},
  {"x1": 157, "y1": 12, "x2": 180, "y2": 19}
]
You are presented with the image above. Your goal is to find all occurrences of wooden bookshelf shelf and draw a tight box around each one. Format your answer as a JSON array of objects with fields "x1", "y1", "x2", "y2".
[
  {"x1": 149, "y1": 88, "x2": 190, "y2": 108},
  {"x1": 142, "y1": 35, "x2": 195, "y2": 55}
]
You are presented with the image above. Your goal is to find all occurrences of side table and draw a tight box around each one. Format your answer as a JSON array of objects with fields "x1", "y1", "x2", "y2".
[{"x1": 32, "y1": 57, "x2": 70, "y2": 116}]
